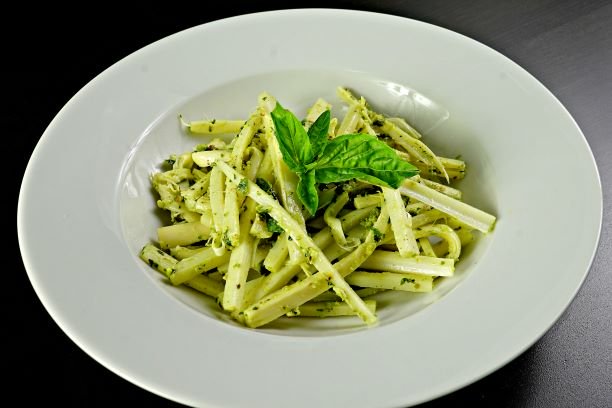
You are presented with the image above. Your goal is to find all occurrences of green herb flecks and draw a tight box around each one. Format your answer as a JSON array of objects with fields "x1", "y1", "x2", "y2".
[
  {"x1": 266, "y1": 217, "x2": 284, "y2": 233},
  {"x1": 256, "y1": 178, "x2": 277, "y2": 199},
  {"x1": 237, "y1": 178, "x2": 248, "y2": 194}
]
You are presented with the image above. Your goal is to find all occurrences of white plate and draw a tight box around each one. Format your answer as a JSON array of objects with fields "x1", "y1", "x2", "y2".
[{"x1": 18, "y1": 9, "x2": 602, "y2": 407}]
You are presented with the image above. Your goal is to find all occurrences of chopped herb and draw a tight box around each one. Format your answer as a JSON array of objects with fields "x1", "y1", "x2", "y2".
[
  {"x1": 371, "y1": 227, "x2": 383, "y2": 242},
  {"x1": 222, "y1": 231, "x2": 232, "y2": 247},
  {"x1": 256, "y1": 178, "x2": 277, "y2": 199},
  {"x1": 400, "y1": 277, "x2": 415, "y2": 285},
  {"x1": 266, "y1": 216, "x2": 283, "y2": 233},
  {"x1": 360, "y1": 207, "x2": 381, "y2": 229},
  {"x1": 237, "y1": 178, "x2": 248, "y2": 194},
  {"x1": 304, "y1": 247, "x2": 314, "y2": 263}
]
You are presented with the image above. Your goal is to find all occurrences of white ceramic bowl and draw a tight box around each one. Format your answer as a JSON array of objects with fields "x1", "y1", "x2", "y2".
[{"x1": 18, "y1": 9, "x2": 602, "y2": 407}]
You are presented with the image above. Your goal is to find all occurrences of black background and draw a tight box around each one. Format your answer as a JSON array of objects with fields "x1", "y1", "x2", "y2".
[{"x1": 9, "y1": 1, "x2": 611, "y2": 406}]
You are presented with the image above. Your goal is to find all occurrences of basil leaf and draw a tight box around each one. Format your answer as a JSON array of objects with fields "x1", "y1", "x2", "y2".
[
  {"x1": 311, "y1": 134, "x2": 419, "y2": 188},
  {"x1": 270, "y1": 101, "x2": 419, "y2": 216},
  {"x1": 271, "y1": 103, "x2": 312, "y2": 173},
  {"x1": 296, "y1": 170, "x2": 318, "y2": 216},
  {"x1": 307, "y1": 110, "x2": 330, "y2": 159}
]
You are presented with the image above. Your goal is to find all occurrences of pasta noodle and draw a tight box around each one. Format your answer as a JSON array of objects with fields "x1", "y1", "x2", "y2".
[{"x1": 139, "y1": 87, "x2": 496, "y2": 328}]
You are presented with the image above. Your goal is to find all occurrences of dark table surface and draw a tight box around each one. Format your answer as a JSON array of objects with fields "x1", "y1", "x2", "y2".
[{"x1": 10, "y1": 1, "x2": 611, "y2": 407}]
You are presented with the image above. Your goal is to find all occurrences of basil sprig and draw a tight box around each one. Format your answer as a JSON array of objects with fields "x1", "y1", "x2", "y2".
[{"x1": 270, "y1": 102, "x2": 419, "y2": 215}]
